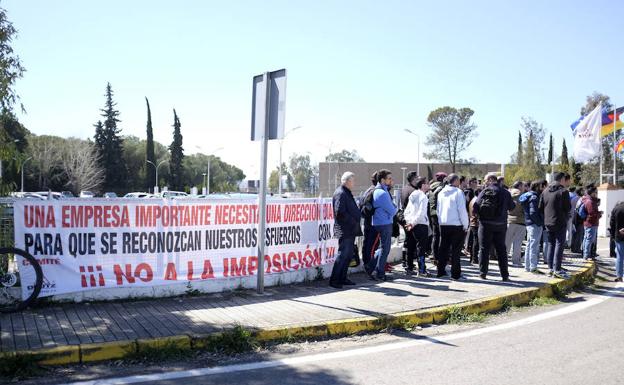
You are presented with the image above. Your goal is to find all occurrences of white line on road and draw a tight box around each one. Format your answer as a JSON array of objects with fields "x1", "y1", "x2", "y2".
[{"x1": 62, "y1": 282, "x2": 624, "y2": 385}]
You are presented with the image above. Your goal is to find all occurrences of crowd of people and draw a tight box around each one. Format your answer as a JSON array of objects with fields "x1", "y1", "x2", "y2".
[{"x1": 329, "y1": 169, "x2": 624, "y2": 289}]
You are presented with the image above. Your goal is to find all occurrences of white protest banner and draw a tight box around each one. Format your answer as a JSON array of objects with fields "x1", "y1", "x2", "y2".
[{"x1": 13, "y1": 198, "x2": 338, "y2": 298}]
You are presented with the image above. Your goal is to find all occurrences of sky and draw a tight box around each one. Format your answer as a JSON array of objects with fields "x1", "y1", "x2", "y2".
[{"x1": 4, "y1": 0, "x2": 624, "y2": 179}]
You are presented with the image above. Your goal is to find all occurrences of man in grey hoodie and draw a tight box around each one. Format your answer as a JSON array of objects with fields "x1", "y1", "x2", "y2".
[
  {"x1": 506, "y1": 181, "x2": 527, "y2": 266},
  {"x1": 436, "y1": 174, "x2": 469, "y2": 280}
]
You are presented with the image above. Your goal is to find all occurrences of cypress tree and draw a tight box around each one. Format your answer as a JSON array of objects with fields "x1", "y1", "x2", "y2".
[
  {"x1": 94, "y1": 83, "x2": 127, "y2": 192},
  {"x1": 547, "y1": 133, "x2": 553, "y2": 165},
  {"x1": 561, "y1": 139, "x2": 569, "y2": 167},
  {"x1": 169, "y1": 109, "x2": 184, "y2": 190},
  {"x1": 517, "y1": 130, "x2": 523, "y2": 165},
  {"x1": 145, "y1": 97, "x2": 155, "y2": 190}
]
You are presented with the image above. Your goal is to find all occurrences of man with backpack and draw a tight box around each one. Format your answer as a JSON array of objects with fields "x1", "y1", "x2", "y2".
[
  {"x1": 519, "y1": 180, "x2": 546, "y2": 274},
  {"x1": 365, "y1": 169, "x2": 397, "y2": 281},
  {"x1": 436, "y1": 174, "x2": 470, "y2": 279},
  {"x1": 474, "y1": 173, "x2": 515, "y2": 281},
  {"x1": 360, "y1": 172, "x2": 379, "y2": 266},
  {"x1": 506, "y1": 181, "x2": 527, "y2": 267},
  {"x1": 428, "y1": 172, "x2": 447, "y2": 265},
  {"x1": 538, "y1": 172, "x2": 572, "y2": 278},
  {"x1": 580, "y1": 185, "x2": 602, "y2": 261}
]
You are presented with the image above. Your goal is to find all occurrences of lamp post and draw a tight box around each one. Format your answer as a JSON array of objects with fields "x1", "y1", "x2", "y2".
[
  {"x1": 278, "y1": 126, "x2": 301, "y2": 195},
  {"x1": 196, "y1": 146, "x2": 224, "y2": 195},
  {"x1": 202, "y1": 173, "x2": 207, "y2": 195},
  {"x1": 19, "y1": 156, "x2": 32, "y2": 192},
  {"x1": 146, "y1": 159, "x2": 167, "y2": 194},
  {"x1": 404, "y1": 129, "x2": 421, "y2": 176}
]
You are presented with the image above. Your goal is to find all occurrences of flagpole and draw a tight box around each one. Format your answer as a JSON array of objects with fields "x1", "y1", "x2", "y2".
[{"x1": 614, "y1": 102, "x2": 617, "y2": 185}]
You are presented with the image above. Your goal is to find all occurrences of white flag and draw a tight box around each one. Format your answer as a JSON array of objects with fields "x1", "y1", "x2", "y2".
[{"x1": 573, "y1": 102, "x2": 603, "y2": 163}]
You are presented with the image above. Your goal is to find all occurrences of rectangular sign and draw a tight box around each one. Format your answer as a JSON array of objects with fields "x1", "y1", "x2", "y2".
[
  {"x1": 13, "y1": 198, "x2": 337, "y2": 298},
  {"x1": 251, "y1": 69, "x2": 287, "y2": 141}
]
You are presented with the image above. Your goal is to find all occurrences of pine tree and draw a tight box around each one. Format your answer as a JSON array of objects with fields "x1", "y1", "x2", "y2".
[
  {"x1": 94, "y1": 83, "x2": 127, "y2": 192},
  {"x1": 169, "y1": 109, "x2": 184, "y2": 190},
  {"x1": 145, "y1": 97, "x2": 156, "y2": 190},
  {"x1": 517, "y1": 130, "x2": 523, "y2": 165},
  {"x1": 547, "y1": 133, "x2": 553, "y2": 165},
  {"x1": 561, "y1": 139, "x2": 569, "y2": 167}
]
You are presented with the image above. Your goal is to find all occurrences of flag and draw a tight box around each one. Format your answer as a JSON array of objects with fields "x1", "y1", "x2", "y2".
[
  {"x1": 573, "y1": 102, "x2": 603, "y2": 163},
  {"x1": 600, "y1": 106, "x2": 624, "y2": 137},
  {"x1": 615, "y1": 138, "x2": 624, "y2": 153},
  {"x1": 571, "y1": 106, "x2": 624, "y2": 137}
]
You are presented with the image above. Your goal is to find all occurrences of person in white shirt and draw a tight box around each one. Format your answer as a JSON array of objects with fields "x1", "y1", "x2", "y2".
[
  {"x1": 403, "y1": 177, "x2": 431, "y2": 276},
  {"x1": 436, "y1": 174, "x2": 469, "y2": 280}
]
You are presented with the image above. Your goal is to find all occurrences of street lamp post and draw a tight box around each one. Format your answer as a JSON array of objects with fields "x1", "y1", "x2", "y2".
[
  {"x1": 19, "y1": 156, "x2": 32, "y2": 193},
  {"x1": 404, "y1": 129, "x2": 421, "y2": 176},
  {"x1": 146, "y1": 159, "x2": 167, "y2": 194},
  {"x1": 202, "y1": 173, "x2": 207, "y2": 195},
  {"x1": 278, "y1": 126, "x2": 301, "y2": 195},
  {"x1": 196, "y1": 146, "x2": 223, "y2": 195}
]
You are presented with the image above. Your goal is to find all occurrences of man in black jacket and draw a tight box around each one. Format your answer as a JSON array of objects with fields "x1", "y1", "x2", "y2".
[
  {"x1": 539, "y1": 172, "x2": 571, "y2": 278},
  {"x1": 360, "y1": 172, "x2": 378, "y2": 266},
  {"x1": 609, "y1": 201, "x2": 624, "y2": 282},
  {"x1": 330, "y1": 172, "x2": 362, "y2": 289},
  {"x1": 474, "y1": 173, "x2": 515, "y2": 281}
]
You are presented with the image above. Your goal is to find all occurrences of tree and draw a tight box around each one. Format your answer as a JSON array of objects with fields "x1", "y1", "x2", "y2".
[
  {"x1": 423, "y1": 106, "x2": 478, "y2": 172},
  {"x1": 145, "y1": 97, "x2": 156, "y2": 191},
  {"x1": 122, "y1": 135, "x2": 148, "y2": 191},
  {"x1": 325, "y1": 149, "x2": 365, "y2": 163},
  {"x1": 520, "y1": 117, "x2": 546, "y2": 162},
  {"x1": 169, "y1": 109, "x2": 184, "y2": 190},
  {"x1": 268, "y1": 167, "x2": 280, "y2": 192},
  {"x1": 94, "y1": 83, "x2": 127, "y2": 192},
  {"x1": 28, "y1": 135, "x2": 66, "y2": 190},
  {"x1": 561, "y1": 139, "x2": 569, "y2": 167},
  {"x1": 517, "y1": 130, "x2": 523, "y2": 165},
  {"x1": 289, "y1": 154, "x2": 314, "y2": 193},
  {"x1": 0, "y1": 6, "x2": 25, "y2": 114},
  {"x1": 547, "y1": 133, "x2": 553, "y2": 165},
  {"x1": 580, "y1": 92, "x2": 617, "y2": 185},
  {"x1": 60, "y1": 138, "x2": 104, "y2": 194}
]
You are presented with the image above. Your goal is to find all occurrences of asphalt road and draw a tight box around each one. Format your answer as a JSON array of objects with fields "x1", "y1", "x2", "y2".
[{"x1": 59, "y1": 253, "x2": 624, "y2": 385}]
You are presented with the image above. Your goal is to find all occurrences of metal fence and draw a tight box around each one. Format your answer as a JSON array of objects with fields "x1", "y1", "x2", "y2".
[{"x1": 0, "y1": 198, "x2": 14, "y2": 248}]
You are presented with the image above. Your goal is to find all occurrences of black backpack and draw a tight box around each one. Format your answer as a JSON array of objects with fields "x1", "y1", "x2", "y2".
[
  {"x1": 360, "y1": 189, "x2": 376, "y2": 219},
  {"x1": 479, "y1": 187, "x2": 501, "y2": 220}
]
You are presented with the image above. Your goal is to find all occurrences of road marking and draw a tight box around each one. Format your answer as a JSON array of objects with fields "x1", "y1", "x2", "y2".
[{"x1": 62, "y1": 283, "x2": 623, "y2": 385}]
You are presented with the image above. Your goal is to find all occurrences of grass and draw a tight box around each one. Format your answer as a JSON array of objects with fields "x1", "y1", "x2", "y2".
[
  {"x1": 529, "y1": 296, "x2": 561, "y2": 306},
  {"x1": 0, "y1": 353, "x2": 46, "y2": 380},
  {"x1": 445, "y1": 307, "x2": 487, "y2": 324},
  {"x1": 204, "y1": 325, "x2": 259, "y2": 355},
  {"x1": 124, "y1": 341, "x2": 195, "y2": 363}
]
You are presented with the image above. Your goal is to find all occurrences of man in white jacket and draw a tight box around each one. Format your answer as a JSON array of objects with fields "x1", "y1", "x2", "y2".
[
  {"x1": 403, "y1": 177, "x2": 430, "y2": 276},
  {"x1": 436, "y1": 174, "x2": 469, "y2": 280}
]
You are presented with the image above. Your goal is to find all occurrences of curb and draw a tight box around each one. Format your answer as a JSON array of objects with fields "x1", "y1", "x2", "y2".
[{"x1": 1, "y1": 261, "x2": 595, "y2": 366}]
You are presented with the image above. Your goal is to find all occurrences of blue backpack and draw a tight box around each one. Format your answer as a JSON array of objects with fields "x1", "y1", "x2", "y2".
[{"x1": 576, "y1": 201, "x2": 588, "y2": 220}]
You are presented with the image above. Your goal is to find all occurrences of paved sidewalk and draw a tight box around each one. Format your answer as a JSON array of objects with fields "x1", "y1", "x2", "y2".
[{"x1": 0, "y1": 255, "x2": 589, "y2": 353}]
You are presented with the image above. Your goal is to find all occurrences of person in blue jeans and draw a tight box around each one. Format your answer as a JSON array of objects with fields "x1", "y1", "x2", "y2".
[
  {"x1": 609, "y1": 201, "x2": 624, "y2": 282},
  {"x1": 538, "y1": 172, "x2": 571, "y2": 278},
  {"x1": 581, "y1": 186, "x2": 601, "y2": 261},
  {"x1": 519, "y1": 180, "x2": 547, "y2": 274},
  {"x1": 365, "y1": 169, "x2": 397, "y2": 281}
]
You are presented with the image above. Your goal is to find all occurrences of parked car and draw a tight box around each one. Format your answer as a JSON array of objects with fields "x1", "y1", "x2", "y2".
[
  {"x1": 123, "y1": 192, "x2": 152, "y2": 198},
  {"x1": 103, "y1": 192, "x2": 118, "y2": 198},
  {"x1": 61, "y1": 191, "x2": 75, "y2": 198},
  {"x1": 79, "y1": 191, "x2": 96, "y2": 198},
  {"x1": 34, "y1": 191, "x2": 62, "y2": 200},
  {"x1": 161, "y1": 191, "x2": 188, "y2": 199}
]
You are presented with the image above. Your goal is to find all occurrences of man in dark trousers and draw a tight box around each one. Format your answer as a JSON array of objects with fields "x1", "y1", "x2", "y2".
[
  {"x1": 428, "y1": 172, "x2": 448, "y2": 265},
  {"x1": 474, "y1": 173, "x2": 515, "y2": 281},
  {"x1": 360, "y1": 172, "x2": 378, "y2": 266},
  {"x1": 329, "y1": 172, "x2": 362, "y2": 289},
  {"x1": 609, "y1": 200, "x2": 624, "y2": 282},
  {"x1": 539, "y1": 172, "x2": 571, "y2": 278},
  {"x1": 400, "y1": 171, "x2": 419, "y2": 268}
]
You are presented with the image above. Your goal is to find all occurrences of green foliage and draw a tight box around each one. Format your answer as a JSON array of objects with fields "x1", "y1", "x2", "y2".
[
  {"x1": 560, "y1": 139, "x2": 569, "y2": 167},
  {"x1": 424, "y1": 106, "x2": 478, "y2": 172},
  {"x1": 547, "y1": 133, "x2": 553, "y2": 165},
  {"x1": 124, "y1": 341, "x2": 194, "y2": 363},
  {"x1": 204, "y1": 325, "x2": 258, "y2": 354},
  {"x1": 289, "y1": 154, "x2": 314, "y2": 193},
  {"x1": 145, "y1": 97, "x2": 156, "y2": 191},
  {"x1": 446, "y1": 307, "x2": 486, "y2": 324},
  {"x1": 582, "y1": 92, "x2": 617, "y2": 183},
  {"x1": 0, "y1": 6, "x2": 25, "y2": 114},
  {"x1": 95, "y1": 83, "x2": 128, "y2": 192},
  {"x1": 325, "y1": 149, "x2": 365, "y2": 162},
  {"x1": 169, "y1": 109, "x2": 184, "y2": 190},
  {"x1": 529, "y1": 296, "x2": 560, "y2": 306},
  {"x1": 517, "y1": 130, "x2": 523, "y2": 164},
  {"x1": 183, "y1": 154, "x2": 244, "y2": 193},
  {"x1": 0, "y1": 353, "x2": 45, "y2": 380}
]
